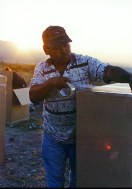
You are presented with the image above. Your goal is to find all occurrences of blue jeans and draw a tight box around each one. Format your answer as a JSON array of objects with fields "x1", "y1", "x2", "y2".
[{"x1": 42, "y1": 132, "x2": 76, "y2": 188}]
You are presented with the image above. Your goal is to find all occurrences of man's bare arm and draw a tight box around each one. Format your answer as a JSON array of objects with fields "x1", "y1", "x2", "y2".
[{"x1": 29, "y1": 76, "x2": 70, "y2": 103}]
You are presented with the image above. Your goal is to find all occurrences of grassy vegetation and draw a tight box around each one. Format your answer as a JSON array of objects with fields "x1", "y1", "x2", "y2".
[{"x1": 0, "y1": 61, "x2": 36, "y2": 85}]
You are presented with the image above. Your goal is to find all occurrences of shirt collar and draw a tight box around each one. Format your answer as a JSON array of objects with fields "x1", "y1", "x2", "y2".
[{"x1": 45, "y1": 53, "x2": 76, "y2": 67}]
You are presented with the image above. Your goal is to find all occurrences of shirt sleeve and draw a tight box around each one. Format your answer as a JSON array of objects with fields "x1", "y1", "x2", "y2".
[
  {"x1": 86, "y1": 55, "x2": 109, "y2": 83},
  {"x1": 30, "y1": 61, "x2": 46, "y2": 86}
]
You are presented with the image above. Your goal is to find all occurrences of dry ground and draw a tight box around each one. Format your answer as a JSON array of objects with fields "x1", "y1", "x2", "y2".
[
  {"x1": 0, "y1": 103, "x2": 46, "y2": 188},
  {"x1": 0, "y1": 103, "x2": 69, "y2": 188}
]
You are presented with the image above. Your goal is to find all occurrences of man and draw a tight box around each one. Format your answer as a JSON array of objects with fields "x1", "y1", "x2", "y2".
[{"x1": 29, "y1": 25, "x2": 132, "y2": 188}]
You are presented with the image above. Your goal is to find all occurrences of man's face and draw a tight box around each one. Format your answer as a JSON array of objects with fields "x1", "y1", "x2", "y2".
[{"x1": 46, "y1": 43, "x2": 72, "y2": 63}]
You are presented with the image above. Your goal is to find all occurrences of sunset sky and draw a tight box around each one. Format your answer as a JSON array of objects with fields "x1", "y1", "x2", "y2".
[{"x1": 0, "y1": 0, "x2": 132, "y2": 66}]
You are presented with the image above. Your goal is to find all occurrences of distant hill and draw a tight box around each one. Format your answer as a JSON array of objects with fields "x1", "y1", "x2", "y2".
[
  {"x1": 0, "y1": 40, "x2": 47, "y2": 64},
  {"x1": 0, "y1": 40, "x2": 132, "y2": 73},
  {"x1": 123, "y1": 66, "x2": 132, "y2": 73}
]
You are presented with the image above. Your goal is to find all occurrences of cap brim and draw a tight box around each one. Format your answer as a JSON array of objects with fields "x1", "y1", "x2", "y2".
[{"x1": 49, "y1": 35, "x2": 72, "y2": 48}]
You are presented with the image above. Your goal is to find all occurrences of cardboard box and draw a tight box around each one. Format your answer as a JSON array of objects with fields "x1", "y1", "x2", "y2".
[
  {"x1": 0, "y1": 70, "x2": 31, "y2": 123},
  {"x1": 76, "y1": 83, "x2": 132, "y2": 187},
  {"x1": 0, "y1": 75, "x2": 6, "y2": 164}
]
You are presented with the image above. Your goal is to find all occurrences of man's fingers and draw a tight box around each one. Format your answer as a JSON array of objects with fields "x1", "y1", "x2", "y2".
[{"x1": 63, "y1": 77, "x2": 71, "y2": 83}]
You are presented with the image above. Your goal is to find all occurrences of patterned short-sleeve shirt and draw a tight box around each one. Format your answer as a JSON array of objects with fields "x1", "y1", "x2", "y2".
[{"x1": 30, "y1": 53, "x2": 108, "y2": 143}]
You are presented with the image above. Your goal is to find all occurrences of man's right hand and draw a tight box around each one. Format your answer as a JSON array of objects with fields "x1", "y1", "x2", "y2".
[{"x1": 47, "y1": 76, "x2": 71, "y2": 90}]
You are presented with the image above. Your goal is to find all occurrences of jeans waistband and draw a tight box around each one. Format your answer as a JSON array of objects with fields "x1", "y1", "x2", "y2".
[{"x1": 45, "y1": 106, "x2": 76, "y2": 115}]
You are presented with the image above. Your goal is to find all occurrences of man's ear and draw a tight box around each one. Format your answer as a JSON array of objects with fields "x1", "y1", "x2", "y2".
[{"x1": 43, "y1": 45, "x2": 50, "y2": 55}]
